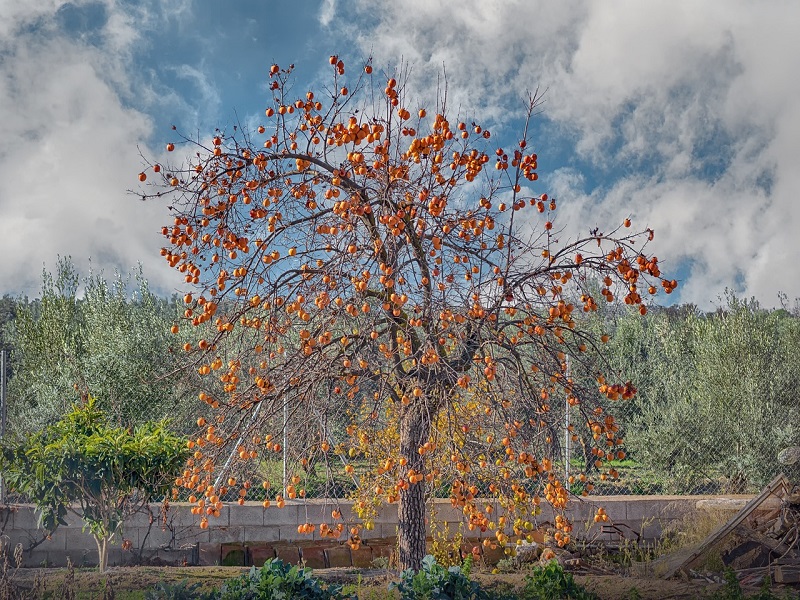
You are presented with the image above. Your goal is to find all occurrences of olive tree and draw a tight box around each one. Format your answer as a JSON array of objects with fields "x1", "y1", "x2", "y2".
[{"x1": 8, "y1": 258, "x2": 200, "y2": 431}]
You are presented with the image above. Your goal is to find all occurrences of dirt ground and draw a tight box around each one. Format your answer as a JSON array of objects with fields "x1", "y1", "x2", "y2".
[{"x1": 6, "y1": 564, "x2": 788, "y2": 599}]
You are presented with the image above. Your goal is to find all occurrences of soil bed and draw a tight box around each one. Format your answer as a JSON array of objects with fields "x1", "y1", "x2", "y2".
[{"x1": 5, "y1": 564, "x2": 787, "y2": 599}]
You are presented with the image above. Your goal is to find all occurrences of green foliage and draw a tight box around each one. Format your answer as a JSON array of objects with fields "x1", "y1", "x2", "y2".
[
  {"x1": 146, "y1": 579, "x2": 214, "y2": 600},
  {"x1": 521, "y1": 561, "x2": 597, "y2": 600},
  {"x1": 0, "y1": 399, "x2": 188, "y2": 569},
  {"x1": 577, "y1": 293, "x2": 800, "y2": 493},
  {"x1": 709, "y1": 568, "x2": 744, "y2": 600},
  {"x1": 0, "y1": 293, "x2": 18, "y2": 352},
  {"x1": 493, "y1": 558, "x2": 517, "y2": 574},
  {"x1": 640, "y1": 297, "x2": 799, "y2": 491},
  {"x1": 702, "y1": 568, "x2": 800, "y2": 600},
  {"x1": 7, "y1": 257, "x2": 201, "y2": 432},
  {"x1": 389, "y1": 555, "x2": 498, "y2": 600},
  {"x1": 626, "y1": 588, "x2": 642, "y2": 600},
  {"x1": 460, "y1": 553, "x2": 474, "y2": 578},
  {"x1": 751, "y1": 579, "x2": 800, "y2": 600},
  {"x1": 217, "y1": 558, "x2": 354, "y2": 600}
]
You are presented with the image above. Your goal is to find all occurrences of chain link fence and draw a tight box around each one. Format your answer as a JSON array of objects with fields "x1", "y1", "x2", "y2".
[
  {"x1": 2, "y1": 353, "x2": 799, "y2": 505},
  {"x1": 4, "y1": 312, "x2": 800, "y2": 504},
  {"x1": 203, "y1": 373, "x2": 800, "y2": 504},
  {"x1": 571, "y1": 361, "x2": 800, "y2": 496}
]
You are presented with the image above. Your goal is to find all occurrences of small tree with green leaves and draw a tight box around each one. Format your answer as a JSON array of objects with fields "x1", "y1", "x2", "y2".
[{"x1": 0, "y1": 399, "x2": 189, "y2": 572}]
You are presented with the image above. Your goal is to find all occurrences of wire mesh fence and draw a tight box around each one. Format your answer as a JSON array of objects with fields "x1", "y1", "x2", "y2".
[
  {"x1": 572, "y1": 365, "x2": 800, "y2": 496},
  {"x1": 2, "y1": 339, "x2": 799, "y2": 505},
  {"x1": 4, "y1": 260, "x2": 800, "y2": 515},
  {"x1": 203, "y1": 368, "x2": 800, "y2": 504}
]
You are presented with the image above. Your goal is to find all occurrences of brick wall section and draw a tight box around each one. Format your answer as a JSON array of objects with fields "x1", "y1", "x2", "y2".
[{"x1": 0, "y1": 495, "x2": 752, "y2": 568}]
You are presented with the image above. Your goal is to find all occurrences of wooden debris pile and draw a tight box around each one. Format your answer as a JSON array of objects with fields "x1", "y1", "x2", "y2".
[{"x1": 650, "y1": 473, "x2": 800, "y2": 585}]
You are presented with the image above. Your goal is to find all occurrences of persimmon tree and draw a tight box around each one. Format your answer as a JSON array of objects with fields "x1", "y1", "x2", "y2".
[{"x1": 142, "y1": 56, "x2": 675, "y2": 571}]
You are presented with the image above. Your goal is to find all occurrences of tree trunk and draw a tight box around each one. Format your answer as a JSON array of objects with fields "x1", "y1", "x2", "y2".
[
  {"x1": 94, "y1": 534, "x2": 109, "y2": 573},
  {"x1": 398, "y1": 405, "x2": 429, "y2": 571}
]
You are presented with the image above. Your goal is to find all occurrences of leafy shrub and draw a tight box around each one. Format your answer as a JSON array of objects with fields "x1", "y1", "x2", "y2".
[
  {"x1": 522, "y1": 561, "x2": 597, "y2": 600},
  {"x1": 146, "y1": 579, "x2": 212, "y2": 600},
  {"x1": 217, "y1": 558, "x2": 353, "y2": 600},
  {"x1": 0, "y1": 399, "x2": 188, "y2": 573},
  {"x1": 493, "y1": 557, "x2": 517, "y2": 574},
  {"x1": 389, "y1": 555, "x2": 499, "y2": 600}
]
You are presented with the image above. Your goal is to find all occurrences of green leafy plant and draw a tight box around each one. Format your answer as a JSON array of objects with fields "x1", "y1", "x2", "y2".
[
  {"x1": 709, "y1": 568, "x2": 744, "y2": 600},
  {"x1": 704, "y1": 567, "x2": 800, "y2": 600},
  {"x1": 522, "y1": 560, "x2": 597, "y2": 600},
  {"x1": 146, "y1": 579, "x2": 213, "y2": 600},
  {"x1": 752, "y1": 579, "x2": 800, "y2": 600},
  {"x1": 627, "y1": 588, "x2": 642, "y2": 600},
  {"x1": 389, "y1": 554, "x2": 495, "y2": 600},
  {"x1": 0, "y1": 399, "x2": 188, "y2": 572},
  {"x1": 460, "y1": 553, "x2": 474, "y2": 578},
  {"x1": 217, "y1": 558, "x2": 354, "y2": 600},
  {"x1": 493, "y1": 557, "x2": 517, "y2": 574}
]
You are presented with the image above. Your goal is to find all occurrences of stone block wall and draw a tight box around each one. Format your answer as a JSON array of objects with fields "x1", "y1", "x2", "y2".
[{"x1": 0, "y1": 495, "x2": 745, "y2": 568}]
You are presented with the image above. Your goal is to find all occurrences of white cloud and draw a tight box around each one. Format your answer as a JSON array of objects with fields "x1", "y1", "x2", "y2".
[
  {"x1": 2, "y1": 1, "x2": 797, "y2": 309},
  {"x1": 0, "y1": 0, "x2": 185, "y2": 296},
  {"x1": 318, "y1": 0, "x2": 336, "y2": 27},
  {"x1": 166, "y1": 62, "x2": 223, "y2": 132},
  {"x1": 328, "y1": 0, "x2": 800, "y2": 307}
]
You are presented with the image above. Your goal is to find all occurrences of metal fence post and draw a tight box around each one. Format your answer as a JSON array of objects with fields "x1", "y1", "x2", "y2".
[
  {"x1": 564, "y1": 355, "x2": 571, "y2": 486},
  {"x1": 282, "y1": 397, "x2": 288, "y2": 493},
  {"x1": 0, "y1": 349, "x2": 7, "y2": 504}
]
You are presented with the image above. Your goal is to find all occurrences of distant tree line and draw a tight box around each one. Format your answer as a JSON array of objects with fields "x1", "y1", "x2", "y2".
[
  {"x1": 0, "y1": 258, "x2": 207, "y2": 434},
  {"x1": 1, "y1": 259, "x2": 798, "y2": 493},
  {"x1": 578, "y1": 293, "x2": 800, "y2": 492}
]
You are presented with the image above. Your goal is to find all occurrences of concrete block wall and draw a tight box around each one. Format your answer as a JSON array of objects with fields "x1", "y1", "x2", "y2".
[{"x1": 0, "y1": 495, "x2": 748, "y2": 568}]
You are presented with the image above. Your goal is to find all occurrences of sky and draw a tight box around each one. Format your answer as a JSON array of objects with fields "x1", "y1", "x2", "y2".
[{"x1": 0, "y1": 0, "x2": 797, "y2": 310}]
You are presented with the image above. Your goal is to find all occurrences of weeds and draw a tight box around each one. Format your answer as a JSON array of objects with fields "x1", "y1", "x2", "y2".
[
  {"x1": 389, "y1": 554, "x2": 502, "y2": 600},
  {"x1": 703, "y1": 567, "x2": 800, "y2": 600},
  {"x1": 427, "y1": 511, "x2": 464, "y2": 569},
  {"x1": 102, "y1": 575, "x2": 116, "y2": 600},
  {"x1": 59, "y1": 558, "x2": 76, "y2": 600},
  {"x1": 145, "y1": 579, "x2": 211, "y2": 600},
  {"x1": 521, "y1": 561, "x2": 597, "y2": 600},
  {"x1": 658, "y1": 508, "x2": 729, "y2": 557},
  {"x1": 0, "y1": 541, "x2": 49, "y2": 600},
  {"x1": 0, "y1": 540, "x2": 23, "y2": 600}
]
